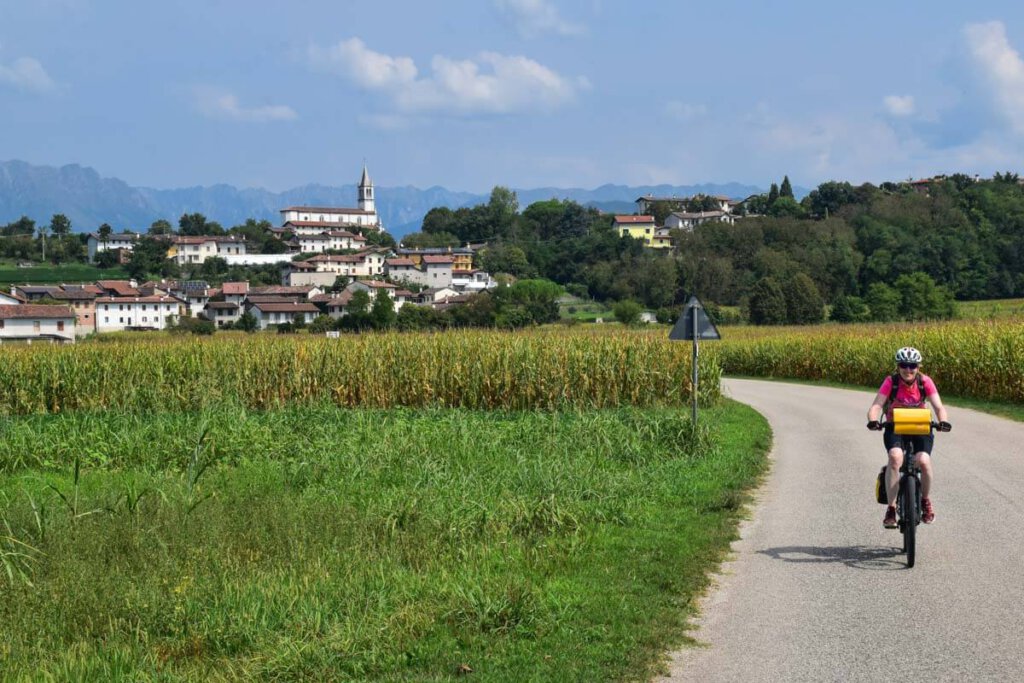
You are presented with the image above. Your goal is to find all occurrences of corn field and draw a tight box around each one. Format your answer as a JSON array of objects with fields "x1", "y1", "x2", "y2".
[
  {"x1": 710, "y1": 319, "x2": 1024, "y2": 403},
  {"x1": 0, "y1": 330, "x2": 720, "y2": 414}
]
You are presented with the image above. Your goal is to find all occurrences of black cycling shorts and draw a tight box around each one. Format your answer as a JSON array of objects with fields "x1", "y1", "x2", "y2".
[{"x1": 883, "y1": 426, "x2": 934, "y2": 455}]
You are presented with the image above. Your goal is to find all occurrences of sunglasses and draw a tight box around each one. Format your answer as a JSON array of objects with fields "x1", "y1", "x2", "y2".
[{"x1": 898, "y1": 363, "x2": 919, "y2": 370}]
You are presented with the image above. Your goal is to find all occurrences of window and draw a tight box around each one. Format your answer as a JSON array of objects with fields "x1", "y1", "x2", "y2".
[
  {"x1": 142, "y1": 317, "x2": 147, "y2": 323},
  {"x1": 104, "y1": 317, "x2": 109, "y2": 323},
  {"x1": 0, "y1": 319, "x2": 4, "y2": 329},
  {"x1": 57, "y1": 321, "x2": 64, "y2": 331},
  {"x1": 119, "y1": 317, "x2": 124, "y2": 324},
  {"x1": 104, "y1": 305, "x2": 109, "y2": 311}
]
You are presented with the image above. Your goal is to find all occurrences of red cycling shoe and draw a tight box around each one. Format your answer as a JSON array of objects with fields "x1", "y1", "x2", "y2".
[
  {"x1": 922, "y1": 497, "x2": 935, "y2": 524},
  {"x1": 883, "y1": 505, "x2": 898, "y2": 528}
]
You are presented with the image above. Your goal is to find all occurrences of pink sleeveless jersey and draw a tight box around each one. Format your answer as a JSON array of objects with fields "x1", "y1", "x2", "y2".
[{"x1": 879, "y1": 373, "x2": 937, "y2": 420}]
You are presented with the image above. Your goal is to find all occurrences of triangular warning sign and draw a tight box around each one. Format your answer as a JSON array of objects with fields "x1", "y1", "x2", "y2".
[{"x1": 669, "y1": 296, "x2": 721, "y2": 340}]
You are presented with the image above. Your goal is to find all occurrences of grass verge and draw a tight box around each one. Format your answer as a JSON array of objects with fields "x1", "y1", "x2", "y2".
[{"x1": 0, "y1": 402, "x2": 770, "y2": 681}]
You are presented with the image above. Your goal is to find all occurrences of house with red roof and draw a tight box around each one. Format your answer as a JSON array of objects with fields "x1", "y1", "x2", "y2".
[{"x1": 0, "y1": 305, "x2": 76, "y2": 343}]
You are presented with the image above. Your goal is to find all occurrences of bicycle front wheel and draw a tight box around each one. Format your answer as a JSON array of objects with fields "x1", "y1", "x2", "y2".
[{"x1": 902, "y1": 474, "x2": 917, "y2": 568}]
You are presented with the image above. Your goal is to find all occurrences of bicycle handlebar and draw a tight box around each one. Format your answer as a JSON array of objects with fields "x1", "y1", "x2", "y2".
[{"x1": 867, "y1": 420, "x2": 951, "y2": 432}]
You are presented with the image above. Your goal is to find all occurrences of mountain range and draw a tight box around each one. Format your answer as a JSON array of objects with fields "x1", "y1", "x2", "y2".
[{"x1": 0, "y1": 160, "x2": 785, "y2": 239}]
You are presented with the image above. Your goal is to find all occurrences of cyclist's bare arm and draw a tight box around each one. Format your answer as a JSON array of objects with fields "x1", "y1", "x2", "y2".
[
  {"x1": 927, "y1": 391, "x2": 949, "y2": 423},
  {"x1": 867, "y1": 391, "x2": 887, "y2": 422}
]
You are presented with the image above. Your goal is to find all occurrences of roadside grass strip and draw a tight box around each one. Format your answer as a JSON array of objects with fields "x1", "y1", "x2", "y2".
[{"x1": 0, "y1": 403, "x2": 769, "y2": 681}]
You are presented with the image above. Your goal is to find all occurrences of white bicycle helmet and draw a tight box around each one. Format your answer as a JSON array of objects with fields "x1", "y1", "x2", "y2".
[{"x1": 895, "y1": 346, "x2": 922, "y2": 364}]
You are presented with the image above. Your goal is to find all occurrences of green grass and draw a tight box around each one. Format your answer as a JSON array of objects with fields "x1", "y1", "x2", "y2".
[
  {"x1": 0, "y1": 263, "x2": 128, "y2": 286},
  {"x1": 956, "y1": 297, "x2": 1024, "y2": 320},
  {"x1": 0, "y1": 402, "x2": 770, "y2": 681}
]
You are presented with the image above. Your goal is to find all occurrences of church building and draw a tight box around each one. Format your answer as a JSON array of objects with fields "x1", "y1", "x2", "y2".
[{"x1": 279, "y1": 165, "x2": 383, "y2": 234}]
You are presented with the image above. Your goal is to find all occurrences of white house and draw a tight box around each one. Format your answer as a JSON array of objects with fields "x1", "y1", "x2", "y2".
[
  {"x1": 665, "y1": 211, "x2": 735, "y2": 231},
  {"x1": 94, "y1": 296, "x2": 185, "y2": 333},
  {"x1": 248, "y1": 302, "x2": 320, "y2": 330},
  {"x1": 292, "y1": 230, "x2": 367, "y2": 253},
  {"x1": 285, "y1": 250, "x2": 389, "y2": 286},
  {"x1": 450, "y1": 270, "x2": 498, "y2": 293},
  {"x1": 0, "y1": 305, "x2": 76, "y2": 343},
  {"x1": 87, "y1": 232, "x2": 141, "y2": 263},
  {"x1": 168, "y1": 236, "x2": 247, "y2": 265},
  {"x1": 386, "y1": 255, "x2": 455, "y2": 288},
  {"x1": 0, "y1": 290, "x2": 26, "y2": 305},
  {"x1": 279, "y1": 165, "x2": 383, "y2": 231}
]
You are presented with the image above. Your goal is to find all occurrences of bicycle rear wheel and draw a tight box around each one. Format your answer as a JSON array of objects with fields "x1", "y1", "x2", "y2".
[{"x1": 902, "y1": 474, "x2": 917, "y2": 568}]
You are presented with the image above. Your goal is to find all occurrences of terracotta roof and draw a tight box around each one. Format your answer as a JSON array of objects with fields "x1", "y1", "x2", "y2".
[
  {"x1": 0, "y1": 304, "x2": 75, "y2": 319},
  {"x1": 281, "y1": 206, "x2": 374, "y2": 215},
  {"x1": 307, "y1": 254, "x2": 363, "y2": 263},
  {"x1": 250, "y1": 302, "x2": 321, "y2": 313},
  {"x1": 287, "y1": 262, "x2": 319, "y2": 270},
  {"x1": 386, "y1": 258, "x2": 417, "y2": 267},
  {"x1": 222, "y1": 282, "x2": 249, "y2": 295},
  {"x1": 0, "y1": 291, "x2": 27, "y2": 302},
  {"x1": 394, "y1": 289, "x2": 415, "y2": 297},
  {"x1": 50, "y1": 289, "x2": 97, "y2": 301},
  {"x1": 614, "y1": 215, "x2": 656, "y2": 224},
  {"x1": 422, "y1": 255, "x2": 455, "y2": 265},
  {"x1": 249, "y1": 285, "x2": 314, "y2": 295},
  {"x1": 206, "y1": 302, "x2": 239, "y2": 310},
  {"x1": 95, "y1": 296, "x2": 183, "y2": 304},
  {"x1": 325, "y1": 292, "x2": 354, "y2": 306},
  {"x1": 246, "y1": 295, "x2": 302, "y2": 304},
  {"x1": 96, "y1": 280, "x2": 140, "y2": 296},
  {"x1": 353, "y1": 280, "x2": 396, "y2": 289}
]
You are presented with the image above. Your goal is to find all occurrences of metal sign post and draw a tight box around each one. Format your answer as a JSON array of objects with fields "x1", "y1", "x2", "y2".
[{"x1": 669, "y1": 296, "x2": 721, "y2": 423}]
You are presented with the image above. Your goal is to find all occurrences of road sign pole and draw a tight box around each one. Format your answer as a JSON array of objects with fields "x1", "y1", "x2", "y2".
[{"x1": 692, "y1": 303, "x2": 698, "y2": 423}]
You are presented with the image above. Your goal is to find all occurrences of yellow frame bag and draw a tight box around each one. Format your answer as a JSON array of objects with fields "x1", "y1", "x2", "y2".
[{"x1": 892, "y1": 408, "x2": 932, "y2": 435}]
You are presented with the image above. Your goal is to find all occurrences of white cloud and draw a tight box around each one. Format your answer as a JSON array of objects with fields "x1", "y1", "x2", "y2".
[
  {"x1": 193, "y1": 87, "x2": 297, "y2": 122},
  {"x1": 0, "y1": 56, "x2": 56, "y2": 93},
  {"x1": 495, "y1": 0, "x2": 584, "y2": 38},
  {"x1": 308, "y1": 38, "x2": 582, "y2": 116},
  {"x1": 307, "y1": 38, "x2": 417, "y2": 89},
  {"x1": 883, "y1": 95, "x2": 915, "y2": 117},
  {"x1": 964, "y1": 21, "x2": 1024, "y2": 135}
]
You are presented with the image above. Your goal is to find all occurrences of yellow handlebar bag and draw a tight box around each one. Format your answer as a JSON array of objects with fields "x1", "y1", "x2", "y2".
[{"x1": 892, "y1": 408, "x2": 932, "y2": 435}]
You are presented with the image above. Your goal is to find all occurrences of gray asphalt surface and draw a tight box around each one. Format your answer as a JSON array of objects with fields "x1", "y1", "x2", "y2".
[{"x1": 661, "y1": 378, "x2": 1024, "y2": 683}]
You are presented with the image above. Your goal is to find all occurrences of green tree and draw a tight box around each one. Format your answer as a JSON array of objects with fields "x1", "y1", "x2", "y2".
[
  {"x1": 780, "y1": 175, "x2": 794, "y2": 199},
  {"x1": 149, "y1": 219, "x2": 174, "y2": 235},
  {"x1": 370, "y1": 291, "x2": 397, "y2": 329},
  {"x1": 748, "y1": 277, "x2": 787, "y2": 325},
  {"x1": 236, "y1": 311, "x2": 258, "y2": 332},
  {"x1": 97, "y1": 223, "x2": 113, "y2": 243},
  {"x1": 126, "y1": 236, "x2": 172, "y2": 280},
  {"x1": 893, "y1": 272, "x2": 957, "y2": 320},
  {"x1": 767, "y1": 197, "x2": 806, "y2": 218},
  {"x1": 864, "y1": 282, "x2": 901, "y2": 321},
  {"x1": 829, "y1": 295, "x2": 870, "y2": 323},
  {"x1": 348, "y1": 289, "x2": 371, "y2": 317},
  {"x1": 767, "y1": 183, "x2": 780, "y2": 206},
  {"x1": 783, "y1": 273, "x2": 824, "y2": 324},
  {"x1": 49, "y1": 214, "x2": 71, "y2": 236},
  {"x1": 612, "y1": 299, "x2": 643, "y2": 326}
]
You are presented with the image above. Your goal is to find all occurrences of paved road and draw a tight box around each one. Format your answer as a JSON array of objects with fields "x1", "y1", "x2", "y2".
[{"x1": 662, "y1": 378, "x2": 1024, "y2": 683}]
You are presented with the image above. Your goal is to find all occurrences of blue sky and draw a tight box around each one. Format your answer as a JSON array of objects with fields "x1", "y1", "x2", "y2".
[{"x1": 2, "y1": 1, "x2": 1024, "y2": 194}]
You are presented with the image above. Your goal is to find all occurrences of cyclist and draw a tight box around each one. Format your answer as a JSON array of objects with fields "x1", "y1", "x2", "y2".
[{"x1": 866, "y1": 346, "x2": 951, "y2": 528}]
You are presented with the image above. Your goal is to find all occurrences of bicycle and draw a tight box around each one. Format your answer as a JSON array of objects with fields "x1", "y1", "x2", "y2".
[{"x1": 870, "y1": 409, "x2": 949, "y2": 568}]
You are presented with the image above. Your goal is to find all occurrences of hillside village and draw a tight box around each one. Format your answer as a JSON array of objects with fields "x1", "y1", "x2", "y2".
[{"x1": 0, "y1": 166, "x2": 506, "y2": 343}]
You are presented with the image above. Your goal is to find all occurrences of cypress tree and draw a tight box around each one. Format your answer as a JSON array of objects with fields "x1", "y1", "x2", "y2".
[
  {"x1": 768, "y1": 183, "x2": 780, "y2": 206},
  {"x1": 780, "y1": 175, "x2": 794, "y2": 199}
]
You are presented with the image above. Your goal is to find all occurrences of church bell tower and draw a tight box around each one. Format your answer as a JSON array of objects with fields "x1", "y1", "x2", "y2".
[{"x1": 358, "y1": 164, "x2": 375, "y2": 214}]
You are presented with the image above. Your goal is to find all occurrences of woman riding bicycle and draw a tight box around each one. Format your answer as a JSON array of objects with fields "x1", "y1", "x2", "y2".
[{"x1": 866, "y1": 346, "x2": 951, "y2": 528}]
